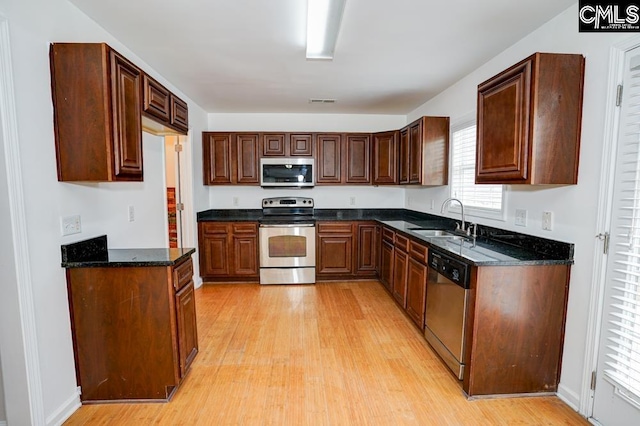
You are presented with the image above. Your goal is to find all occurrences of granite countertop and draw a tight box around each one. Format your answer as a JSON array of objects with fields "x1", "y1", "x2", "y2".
[
  {"x1": 197, "y1": 208, "x2": 574, "y2": 267},
  {"x1": 61, "y1": 235, "x2": 195, "y2": 268}
]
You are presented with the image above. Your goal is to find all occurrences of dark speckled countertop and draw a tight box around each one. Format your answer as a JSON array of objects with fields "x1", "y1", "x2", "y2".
[
  {"x1": 61, "y1": 235, "x2": 195, "y2": 268},
  {"x1": 197, "y1": 208, "x2": 574, "y2": 266}
]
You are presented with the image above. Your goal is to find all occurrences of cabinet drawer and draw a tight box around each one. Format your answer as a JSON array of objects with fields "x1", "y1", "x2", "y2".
[
  {"x1": 395, "y1": 233, "x2": 409, "y2": 252},
  {"x1": 232, "y1": 223, "x2": 258, "y2": 234},
  {"x1": 201, "y1": 222, "x2": 227, "y2": 235},
  {"x1": 410, "y1": 240, "x2": 428, "y2": 264},
  {"x1": 317, "y1": 222, "x2": 353, "y2": 234},
  {"x1": 382, "y1": 227, "x2": 395, "y2": 243},
  {"x1": 174, "y1": 258, "x2": 193, "y2": 291}
]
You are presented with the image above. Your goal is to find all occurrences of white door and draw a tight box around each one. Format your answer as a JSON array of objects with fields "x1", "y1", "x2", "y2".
[{"x1": 592, "y1": 46, "x2": 640, "y2": 426}]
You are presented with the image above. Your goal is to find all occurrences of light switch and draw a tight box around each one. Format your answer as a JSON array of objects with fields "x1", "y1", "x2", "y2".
[{"x1": 61, "y1": 215, "x2": 81, "y2": 236}]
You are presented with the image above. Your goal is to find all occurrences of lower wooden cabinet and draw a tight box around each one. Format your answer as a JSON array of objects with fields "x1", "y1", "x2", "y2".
[
  {"x1": 406, "y1": 256, "x2": 428, "y2": 330},
  {"x1": 392, "y1": 248, "x2": 409, "y2": 308},
  {"x1": 198, "y1": 221, "x2": 259, "y2": 282},
  {"x1": 65, "y1": 256, "x2": 197, "y2": 402},
  {"x1": 316, "y1": 221, "x2": 379, "y2": 280},
  {"x1": 380, "y1": 238, "x2": 395, "y2": 292}
]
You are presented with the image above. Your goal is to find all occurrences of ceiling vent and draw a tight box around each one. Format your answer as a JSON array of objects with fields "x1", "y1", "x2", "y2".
[{"x1": 309, "y1": 98, "x2": 336, "y2": 104}]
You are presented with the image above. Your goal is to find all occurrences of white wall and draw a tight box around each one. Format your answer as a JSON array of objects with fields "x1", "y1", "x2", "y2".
[
  {"x1": 0, "y1": 0, "x2": 208, "y2": 423},
  {"x1": 406, "y1": 3, "x2": 627, "y2": 410},
  {"x1": 0, "y1": 360, "x2": 5, "y2": 424},
  {"x1": 206, "y1": 113, "x2": 407, "y2": 209}
]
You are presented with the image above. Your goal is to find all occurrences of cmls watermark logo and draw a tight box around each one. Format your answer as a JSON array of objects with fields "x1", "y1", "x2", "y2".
[{"x1": 579, "y1": 1, "x2": 640, "y2": 31}]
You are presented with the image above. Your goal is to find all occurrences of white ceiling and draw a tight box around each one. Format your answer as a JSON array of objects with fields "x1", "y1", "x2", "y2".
[{"x1": 69, "y1": 0, "x2": 576, "y2": 114}]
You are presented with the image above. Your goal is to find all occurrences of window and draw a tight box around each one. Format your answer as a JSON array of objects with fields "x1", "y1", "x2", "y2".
[{"x1": 449, "y1": 121, "x2": 504, "y2": 218}]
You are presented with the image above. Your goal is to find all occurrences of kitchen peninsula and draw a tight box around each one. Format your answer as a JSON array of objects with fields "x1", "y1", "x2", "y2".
[{"x1": 61, "y1": 235, "x2": 197, "y2": 403}]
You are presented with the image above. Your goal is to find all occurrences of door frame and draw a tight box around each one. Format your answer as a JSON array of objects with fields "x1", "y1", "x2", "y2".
[
  {"x1": 582, "y1": 34, "x2": 640, "y2": 419},
  {"x1": 0, "y1": 16, "x2": 45, "y2": 425}
]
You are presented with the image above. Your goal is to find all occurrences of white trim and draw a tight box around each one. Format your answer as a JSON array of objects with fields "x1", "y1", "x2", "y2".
[
  {"x1": 0, "y1": 421, "x2": 7, "y2": 426},
  {"x1": 0, "y1": 17, "x2": 45, "y2": 425},
  {"x1": 557, "y1": 383, "x2": 582, "y2": 413},
  {"x1": 582, "y1": 34, "x2": 640, "y2": 418},
  {"x1": 45, "y1": 391, "x2": 80, "y2": 426}
]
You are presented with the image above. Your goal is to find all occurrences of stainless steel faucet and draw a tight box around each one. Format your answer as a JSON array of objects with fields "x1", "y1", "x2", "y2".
[{"x1": 441, "y1": 197, "x2": 467, "y2": 234}]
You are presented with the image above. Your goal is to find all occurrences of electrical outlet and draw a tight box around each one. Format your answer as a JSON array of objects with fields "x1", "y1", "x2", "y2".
[
  {"x1": 233, "y1": 197, "x2": 239, "y2": 206},
  {"x1": 430, "y1": 199, "x2": 435, "y2": 210},
  {"x1": 542, "y1": 211, "x2": 553, "y2": 231},
  {"x1": 60, "y1": 215, "x2": 81, "y2": 236},
  {"x1": 515, "y1": 209, "x2": 527, "y2": 227},
  {"x1": 407, "y1": 196, "x2": 412, "y2": 207},
  {"x1": 350, "y1": 196, "x2": 356, "y2": 206},
  {"x1": 128, "y1": 205, "x2": 135, "y2": 222}
]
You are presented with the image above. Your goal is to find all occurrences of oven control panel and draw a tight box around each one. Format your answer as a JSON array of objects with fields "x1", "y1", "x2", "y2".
[{"x1": 262, "y1": 197, "x2": 314, "y2": 208}]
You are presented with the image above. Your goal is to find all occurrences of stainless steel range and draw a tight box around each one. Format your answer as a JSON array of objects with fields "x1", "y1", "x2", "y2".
[{"x1": 259, "y1": 197, "x2": 315, "y2": 285}]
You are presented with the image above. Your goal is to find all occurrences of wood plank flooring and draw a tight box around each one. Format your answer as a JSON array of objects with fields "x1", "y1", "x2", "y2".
[{"x1": 64, "y1": 281, "x2": 588, "y2": 425}]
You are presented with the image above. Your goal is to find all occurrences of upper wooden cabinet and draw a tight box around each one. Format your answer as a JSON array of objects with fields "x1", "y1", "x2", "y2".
[
  {"x1": 203, "y1": 132, "x2": 259, "y2": 185},
  {"x1": 316, "y1": 134, "x2": 343, "y2": 184},
  {"x1": 50, "y1": 43, "x2": 144, "y2": 182},
  {"x1": 399, "y1": 117, "x2": 449, "y2": 185},
  {"x1": 344, "y1": 134, "x2": 371, "y2": 184},
  {"x1": 476, "y1": 52, "x2": 585, "y2": 185},
  {"x1": 141, "y1": 73, "x2": 189, "y2": 135},
  {"x1": 372, "y1": 131, "x2": 399, "y2": 185},
  {"x1": 261, "y1": 133, "x2": 314, "y2": 157}
]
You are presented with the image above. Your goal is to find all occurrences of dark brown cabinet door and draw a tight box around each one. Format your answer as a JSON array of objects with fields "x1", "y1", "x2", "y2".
[
  {"x1": 235, "y1": 134, "x2": 260, "y2": 184},
  {"x1": 316, "y1": 134, "x2": 342, "y2": 184},
  {"x1": 111, "y1": 51, "x2": 144, "y2": 180},
  {"x1": 356, "y1": 223, "x2": 378, "y2": 276},
  {"x1": 408, "y1": 122, "x2": 422, "y2": 184},
  {"x1": 290, "y1": 134, "x2": 314, "y2": 156},
  {"x1": 231, "y1": 223, "x2": 259, "y2": 276},
  {"x1": 199, "y1": 230, "x2": 229, "y2": 278},
  {"x1": 175, "y1": 280, "x2": 198, "y2": 378},
  {"x1": 345, "y1": 134, "x2": 371, "y2": 184},
  {"x1": 380, "y1": 239, "x2": 394, "y2": 293},
  {"x1": 262, "y1": 133, "x2": 287, "y2": 156},
  {"x1": 399, "y1": 128, "x2": 410, "y2": 184},
  {"x1": 406, "y1": 258, "x2": 428, "y2": 330},
  {"x1": 142, "y1": 73, "x2": 170, "y2": 122},
  {"x1": 317, "y1": 235, "x2": 353, "y2": 275},
  {"x1": 170, "y1": 96, "x2": 189, "y2": 133},
  {"x1": 203, "y1": 133, "x2": 232, "y2": 184},
  {"x1": 372, "y1": 131, "x2": 398, "y2": 185},
  {"x1": 476, "y1": 53, "x2": 584, "y2": 185},
  {"x1": 477, "y1": 60, "x2": 531, "y2": 183},
  {"x1": 392, "y1": 249, "x2": 408, "y2": 308}
]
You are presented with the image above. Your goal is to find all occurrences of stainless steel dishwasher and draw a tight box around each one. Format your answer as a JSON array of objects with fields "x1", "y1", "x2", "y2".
[{"x1": 424, "y1": 249, "x2": 471, "y2": 380}]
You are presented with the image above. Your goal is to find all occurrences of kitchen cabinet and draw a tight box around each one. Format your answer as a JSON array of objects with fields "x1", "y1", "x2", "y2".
[
  {"x1": 316, "y1": 222, "x2": 353, "y2": 277},
  {"x1": 198, "y1": 222, "x2": 259, "y2": 281},
  {"x1": 261, "y1": 133, "x2": 314, "y2": 157},
  {"x1": 406, "y1": 241, "x2": 428, "y2": 330},
  {"x1": 50, "y1": 43, "x2": 144, "y2": 182},
  {"x1": 463, "y1": 264, "x2": 570, "y2": 396},
  {"x1": 316, "y1": 134, "x2": 343, "y2": 184},
  {"x1": 141, "y1": 73, "x2": 189, "y2": 135},
  {"x1": 344, "y1": 134, "x2": 371, "y2": 184},
  {"x1": 392, "y1": 233, "x2": 409, "y2": 308},
  {"x1": 372, "y1": 131, "x2": 399, "y2": 185},
  {"x1": 379, "y1": 228, "x2": 395, "y2": 292},
  {"x1": 476, "y1": 52, "x2": 585, "y2": 184},
  {"x1": 202, "y1": 133, "x2": 260, "y2": 185},
  {"x1": 65, "y1": 256, "x2": 197, "y2": 402},
  {"x1": 355, "y1": 222, "x2": 379, "y2": 277},
  {"x1": 399, "y1": 117, "x2": 449, "y2": 185}
]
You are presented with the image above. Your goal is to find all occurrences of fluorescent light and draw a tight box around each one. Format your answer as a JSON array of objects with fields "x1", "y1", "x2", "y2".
[{"x1": 306, "y1": 0, "x2": 346, "y2": 60}]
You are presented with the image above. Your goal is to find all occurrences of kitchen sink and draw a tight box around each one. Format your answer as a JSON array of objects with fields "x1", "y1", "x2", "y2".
[{"x1": 409, "y1": 229, "x2": 457, "y2": 238}]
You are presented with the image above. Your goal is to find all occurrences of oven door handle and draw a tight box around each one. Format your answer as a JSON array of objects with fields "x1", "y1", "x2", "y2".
[{"x1": 259, "y1": 224, "x2": 316, "y2": 228}]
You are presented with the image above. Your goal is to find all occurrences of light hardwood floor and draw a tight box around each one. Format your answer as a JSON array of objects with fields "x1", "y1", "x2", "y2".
[{"x1": 65, "y1": 281, "x2": 587, "y2": 425}]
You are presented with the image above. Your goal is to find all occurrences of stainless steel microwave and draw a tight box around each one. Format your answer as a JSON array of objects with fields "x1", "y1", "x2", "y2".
[{"x1": 260, "y1": 158, "x2": 314, "y2": 188}]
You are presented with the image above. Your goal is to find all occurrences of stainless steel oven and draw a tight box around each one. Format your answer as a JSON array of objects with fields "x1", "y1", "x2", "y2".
[
  {"x1": 424, "y1": 249, "x2": 471, "y2": 380},
  {"x1": 259, "y1": 197, "x2": 316, "y2": 284}
]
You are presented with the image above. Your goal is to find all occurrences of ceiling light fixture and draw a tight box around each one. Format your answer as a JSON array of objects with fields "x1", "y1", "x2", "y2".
[{"x1": 306, "y1": 0, "x2": 346, "y2": 60}]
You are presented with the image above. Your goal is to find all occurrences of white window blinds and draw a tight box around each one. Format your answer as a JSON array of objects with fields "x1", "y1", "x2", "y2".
[
  {"x1": 603, "y1": 56, "x2": 640, "y2": 403},
  {"x1": 450, "y1": 123, "x2": 503, "y2": 214}
]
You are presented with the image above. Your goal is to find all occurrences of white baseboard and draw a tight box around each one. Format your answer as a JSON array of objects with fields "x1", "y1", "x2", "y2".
[
  {"x1": 557, "y1": 383, "x2": 582, "y2": 413},
  {"x1": 46, "y1": 391, "x2": 80, "y2": 426}
]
